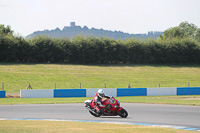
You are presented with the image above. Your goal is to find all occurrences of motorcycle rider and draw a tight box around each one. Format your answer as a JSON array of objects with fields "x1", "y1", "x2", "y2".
[{"x1": 92, "y1": 89, "x2": 111, "y2": 114}]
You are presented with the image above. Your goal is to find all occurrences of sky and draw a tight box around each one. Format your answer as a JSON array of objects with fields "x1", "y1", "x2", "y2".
[{"x1": 1, "y1": 0, "x2": 200, "y2": 36}]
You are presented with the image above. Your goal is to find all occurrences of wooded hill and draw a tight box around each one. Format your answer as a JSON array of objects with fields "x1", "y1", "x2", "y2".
[{"x1": 26, "y1": 22, "x2": 163, "y2": 40}]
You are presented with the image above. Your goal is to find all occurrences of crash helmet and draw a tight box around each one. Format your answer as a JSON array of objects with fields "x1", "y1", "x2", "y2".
[{"x1": 97, "y1": 89, "x2": 105, "y2": 98}]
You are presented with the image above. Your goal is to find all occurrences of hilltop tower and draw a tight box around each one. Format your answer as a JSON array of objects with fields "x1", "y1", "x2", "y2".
[{"x1": 70, "y1": 22, "x2": 75, "y2": 27}]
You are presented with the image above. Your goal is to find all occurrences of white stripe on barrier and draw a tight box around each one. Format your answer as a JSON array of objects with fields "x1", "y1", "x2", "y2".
[
  {"x1": 86, "y1": 88, "x2": 117, "y2": 97},
  {"x1": 147, "y1": 87, "x2": 177, "y2": 96},
  {"x1": 20, "y1": 89, "x2": 54, "y2": 98}
]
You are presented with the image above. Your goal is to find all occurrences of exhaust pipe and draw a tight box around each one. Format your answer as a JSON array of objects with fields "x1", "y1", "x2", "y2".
[{"x1": 85, "y1": 106, "x2": 98, "y2": 115}]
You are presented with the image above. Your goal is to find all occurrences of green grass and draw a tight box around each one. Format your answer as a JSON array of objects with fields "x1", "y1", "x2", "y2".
[
  {"x1": 1, "y1": 63, "x2": 199, "y2": 132},
  {"x1": 1, "y1": 63, "x2": 200, "y2": 93},
  {"x1": 1, "y1": 96, "x2": 200, "y2": 106},
  {"x1": 0, "y1": 97, "x2": 92, "y2": 105},
  {"x1": 0, "y1": 120, "x2": 198, "y2": 133},
  {"x1": 117, "y1": 95, "x2": 200, "y2": 106}
]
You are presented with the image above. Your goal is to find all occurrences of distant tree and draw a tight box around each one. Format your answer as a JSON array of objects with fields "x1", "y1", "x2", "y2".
[
  {"x1": 0, "y1": 24, "x2": 13, "y2": 36},
  {"x1": 193, "y1": 29, "x2": 200, "y2": 42},
  {"x1": 160, "y1": 27, "x2": 184, "y2": 39},
  {"x1": 0, "y1": 25, "x2": 15, "y2": 62},
  {"x1": 179, "y1": 21, "x2": 197, "y2": 37},
  {"x1": 158, "y1": 21, "x2": 199, "y2": 41}
]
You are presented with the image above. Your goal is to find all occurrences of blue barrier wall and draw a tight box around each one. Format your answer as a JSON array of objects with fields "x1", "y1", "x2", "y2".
[
  {"x1": 20, "y1": 87, "x2": 200, "y2": 98},
  {"x1": 177, "y1": 87, "x2": 200, "y2": 95},
  {"x1": 54, "y1": 89, "x2": 86, "y2": 98},
  {"x1": 117, "y1": 88, "x2": 147, "y2": 96},
  {"x1": 0, "y1": 91, "x2": 6, "y2": 98}
]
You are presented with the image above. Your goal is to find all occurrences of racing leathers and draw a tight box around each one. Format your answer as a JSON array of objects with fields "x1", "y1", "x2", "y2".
[{"x1": 92, "y1": 92, "x2": 111, "y2": 113}]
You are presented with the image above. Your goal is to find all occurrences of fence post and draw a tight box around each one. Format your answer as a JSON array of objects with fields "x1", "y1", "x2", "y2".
[
  {"x1": 55, "y1": 82, "x2": 56, "y2": 89},
  {"x1": 2, "y1": 83, "x2": 4, "y2": 90},
  {"x1": 159, "y1": 83, "x2": 160, "y2": 88},
  {"x1": 26, "y1": 83, "x2": 32, "y2": 89},
  {"x1": 188, "y1": 83, "x2": 190, "y2": 87},
  {"x1": 104, "y1": 83, "x2": 106, "y2": 88},
  {"x1": 128, "y1": 83, "x2": 131, "y2": 88},
  {"x1": 80, "y1": 83, "x2": 81, "y2": 89}
]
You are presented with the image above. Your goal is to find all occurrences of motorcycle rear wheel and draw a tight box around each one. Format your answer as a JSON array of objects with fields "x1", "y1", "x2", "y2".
[{"x1": 119, "y1": 109, "x2": 128, "y2": 118}]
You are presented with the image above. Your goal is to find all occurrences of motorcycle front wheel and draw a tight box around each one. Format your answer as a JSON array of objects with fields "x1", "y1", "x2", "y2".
[{"x1": 119, "y1": 108, "x2": 128, "y2": 118}]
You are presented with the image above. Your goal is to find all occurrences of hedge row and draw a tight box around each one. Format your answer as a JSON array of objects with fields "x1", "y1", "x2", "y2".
[{"x1": 0, "y1": 35, "x2": 200, "y2": 64}]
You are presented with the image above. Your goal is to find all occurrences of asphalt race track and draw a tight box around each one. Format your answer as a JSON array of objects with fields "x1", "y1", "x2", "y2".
[{"x1": 0, "y1": 103, "x2": 200, "y2": 130}]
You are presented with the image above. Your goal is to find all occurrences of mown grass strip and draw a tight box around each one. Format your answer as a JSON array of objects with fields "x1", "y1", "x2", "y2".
[
  {"x1": 0, "y1": 97, "x2": 91, "y2": 105},
  {"x1": 0, "y1": 120, "x2": 198, "y2": 133},
  {"x1": 118, "y1": 95, "x2": 200, "y2": 106},
  {"x1": 1, "y1": 96, "x2": 200, "y2": 106}
]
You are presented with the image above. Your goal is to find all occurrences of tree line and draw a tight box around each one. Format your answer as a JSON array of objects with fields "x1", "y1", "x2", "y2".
[{"x1": 0, "y1": 22, "x2": 200, "y2": 64}]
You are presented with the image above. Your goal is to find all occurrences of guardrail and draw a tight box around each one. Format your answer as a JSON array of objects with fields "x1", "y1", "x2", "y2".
[{"x1": 20, "y1": 87, "x2": 200, "y2": 98}]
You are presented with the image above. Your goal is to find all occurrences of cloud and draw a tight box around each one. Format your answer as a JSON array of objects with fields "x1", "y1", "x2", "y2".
[{"x1": 0, "y1": 0, "x2": 15, "y2": 9}]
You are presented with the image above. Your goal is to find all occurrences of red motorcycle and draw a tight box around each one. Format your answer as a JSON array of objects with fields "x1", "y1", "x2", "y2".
[{"x1": 85, "y1": 97, "x2": 128, "y2": 118}]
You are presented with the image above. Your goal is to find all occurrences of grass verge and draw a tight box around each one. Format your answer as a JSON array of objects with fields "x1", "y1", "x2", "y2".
[
  {"x1": 1, "y1": 95, "x2": 200, "y2": 106},
  {"x1": 0, "y1": 120, "x2": 198, "y2": 133},
  {"x1": 1, "y1": 63, "x2": 200, "y2": 93}
]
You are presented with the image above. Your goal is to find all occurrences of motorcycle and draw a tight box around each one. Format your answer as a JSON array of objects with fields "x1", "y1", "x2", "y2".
[{"x1": 85, "y1": 97, "x2": 128, "y2": 118}]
